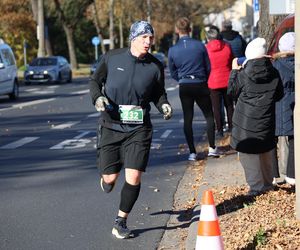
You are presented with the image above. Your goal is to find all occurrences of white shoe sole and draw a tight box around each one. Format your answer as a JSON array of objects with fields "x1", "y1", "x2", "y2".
[{"x1": 112, "y1": 228, "x2": 132, "y2": 239}]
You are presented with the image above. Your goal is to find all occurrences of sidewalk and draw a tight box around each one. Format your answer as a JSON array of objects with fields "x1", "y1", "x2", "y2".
[{"x1": 185, "y1": 152, "x2": 246, "y2": 250}]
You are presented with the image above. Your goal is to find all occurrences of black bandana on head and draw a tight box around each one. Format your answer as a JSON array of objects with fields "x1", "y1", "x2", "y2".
[{"x1": 129, "y1": 21, "x2": 154, "y2": 41}]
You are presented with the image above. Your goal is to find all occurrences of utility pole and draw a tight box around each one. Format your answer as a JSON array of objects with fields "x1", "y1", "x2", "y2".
[{"x1": 37, "y1": 0, "x2": 45, "y2": 57}]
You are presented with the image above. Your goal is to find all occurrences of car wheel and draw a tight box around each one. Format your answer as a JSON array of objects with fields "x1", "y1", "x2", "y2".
[
  {"x1": 67, "y1": 71, "x2": 72, "y2": 83},
  {"x1": 9, "y1": 80, "x2": 19, "y2": 100}
]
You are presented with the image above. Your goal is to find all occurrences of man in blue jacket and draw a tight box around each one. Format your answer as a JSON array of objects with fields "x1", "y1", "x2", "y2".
[
  {"x1": 221, "y1": 20, "x2": 247, "y2": 58},
  {"x1": 168, "y1": 17, "x2": 221, "y2": 161}
]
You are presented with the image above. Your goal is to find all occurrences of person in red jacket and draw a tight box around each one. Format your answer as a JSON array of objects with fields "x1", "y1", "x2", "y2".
[{"x1": 206, "y1": 27, "x2": 234, "y2": 138}]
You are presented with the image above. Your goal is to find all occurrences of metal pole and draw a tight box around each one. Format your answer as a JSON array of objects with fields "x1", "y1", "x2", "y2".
[
  {"x1": 23, "y1": 40, "x2": 27, "y2": 68},
  {"x1": 295, "y1": 0, "x2": 300, "y2": 220},
  {"x1": 95, "y1": 45, "x2": 98, "y2": 61}
]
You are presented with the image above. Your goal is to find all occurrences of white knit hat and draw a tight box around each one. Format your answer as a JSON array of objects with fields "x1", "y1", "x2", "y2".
[
  {"x1": 245, "y1": 37, "x2": 266, "y2": 60},
  {"x1": 278, "y1": 32, "x2": 295, "y2": 52}
]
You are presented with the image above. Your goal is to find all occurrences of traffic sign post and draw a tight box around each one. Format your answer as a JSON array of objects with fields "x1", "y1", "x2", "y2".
[{"x1": 92, "y1": 36, "x2": 100, "y2": 61}]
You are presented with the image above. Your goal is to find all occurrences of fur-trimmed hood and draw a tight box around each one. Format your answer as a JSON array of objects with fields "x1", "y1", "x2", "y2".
[{"x1": 272, "y1": 51, "x2": 294, "y2": 60}]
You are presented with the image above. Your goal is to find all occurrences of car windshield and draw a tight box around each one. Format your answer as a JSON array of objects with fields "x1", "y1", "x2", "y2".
[{"x1": 30, "y1": 58, "x2": 57, "y2": 66}]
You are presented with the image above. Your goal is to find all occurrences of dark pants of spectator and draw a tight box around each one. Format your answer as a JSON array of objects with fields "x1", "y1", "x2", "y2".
[
  {"x1": 210, "y1": 88, "x2": 234, "y2": 132},
  {"x1": 287, "y1": 136, "x2": 294, "y2": 178},
  {"x1": 179, "y1": 83, "x2": 215, "y2": 154}
]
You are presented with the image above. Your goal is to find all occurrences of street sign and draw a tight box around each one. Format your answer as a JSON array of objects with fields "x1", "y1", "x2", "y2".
[
  {"x1": 253, "y1": 0, "x2": 259, "y2": 11},
  {"x1": 92, "y1": 36, "x2": 100, "y2": 46}
]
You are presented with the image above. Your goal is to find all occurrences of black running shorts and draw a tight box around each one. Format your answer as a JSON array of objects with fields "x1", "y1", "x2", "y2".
[{"x1": 97, "y1": 126, "x2": 153, "y2": 174}]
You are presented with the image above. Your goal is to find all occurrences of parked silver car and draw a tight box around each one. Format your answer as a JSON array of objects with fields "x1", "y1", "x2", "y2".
[
  {"x1": 0, "y1": 39, "x2": 19, "y2": 100},
  {"x1": 24, "y1": 56, "x2": 72, "y2": 84}
]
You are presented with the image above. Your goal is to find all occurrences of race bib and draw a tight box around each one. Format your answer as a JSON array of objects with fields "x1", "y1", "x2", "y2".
[{"x1": 119, "y1": 105, "x2": 143, "y2": 124}]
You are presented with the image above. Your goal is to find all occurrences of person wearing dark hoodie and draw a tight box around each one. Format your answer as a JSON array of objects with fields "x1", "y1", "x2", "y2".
[
  {"x1": 206, "y1": 27, "x2": 234, "y2": 139},
  {"x1": 272, "y1": 32, "x2": 295, "y2": 185},
  {"x1": 227, "y1": 37, "x2": 284, "y2": 196},
  {"x1": 221, "y1": 20, "x2": 247, "y2": 58},
  {"x1": 89, "y1": 21, "x2": 172, "y2": 239}
]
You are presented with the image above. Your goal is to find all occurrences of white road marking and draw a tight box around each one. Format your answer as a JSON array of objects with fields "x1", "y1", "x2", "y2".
[
  {"x1": 160, "y1": 129, "x2": 172, "y2": 139},
  {"x1": 50, "y1": 131, "x2": 92, "y2": 149},
  {"x1": 0, "y1": 137, "x2": 39, "y2": 149},
  {"x1": 0, "y1": 98, "x2": 56, "y2": 111},
  {"x1": 179, "y1": 118, "x2": 206, "y2": 124},
  {"x1": 166, "y1": 85, "x2": 179, "y2": 91},
  {"x1": 87, "y1": 113, "x2": 100, "y2": 118},
  {"x1": 24, "y1": 88, "x2": 40, "y2": 92},
  {"x1": 74, "y1": 131, "x2": 91, "y2": 139},
  {"x1": 151, "y1": 143, "x2": 161, "y2": 149},
  {"x1": 152, "y1": 138, "x2": 162, "y2": 142},
  {"x1": 33, "y1": 91, "x2": 54, "y2": 94},
  {"x1": 71, "y1": 90, "x2": 89, "y2": 95},
  {"x1": 50, "y1": 139, "x2": 91, "y2": 149},
  {"x1": 51, "y1": 121, "x2": 80, "y2": 129}
]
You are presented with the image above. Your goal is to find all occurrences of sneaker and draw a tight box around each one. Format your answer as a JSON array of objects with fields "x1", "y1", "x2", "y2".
[
  {"x1": 112, "y1": 218, "x2": 133, "y2": 239},
  {"x1": 188, "y1": 153, "x2": 197, "y2": 161},
  {"x1": 285, "y1": 177, "x2": 295, "y2": 185},
  {"x1": 100, "y1": 177, "x2": 115, "y2": 193},
  {"x1": 208, "y1": 146, "x2": 222, "y2": 157}
]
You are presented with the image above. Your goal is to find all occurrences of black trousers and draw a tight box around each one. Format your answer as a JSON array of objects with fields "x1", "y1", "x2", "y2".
[
  {"x1": 287, "y1": 136, "x2": 295, "y2": 178},
  {"x1": 179, "y1": 83, "x2": 215, "y2": 153},
  {"x1": 210, "y1": 88, "x2": 234, "y2": 132}
]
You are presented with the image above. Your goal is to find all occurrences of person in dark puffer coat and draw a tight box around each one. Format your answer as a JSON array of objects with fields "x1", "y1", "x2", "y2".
[
  {"x1": 228, "y1": 37, "x2": 284, "y2": 196},
  {"x1": 272, "y1": 32, "x2": 295, "y2": 185}
]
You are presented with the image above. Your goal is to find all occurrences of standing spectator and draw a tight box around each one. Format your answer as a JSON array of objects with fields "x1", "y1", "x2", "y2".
[
  {"x1": 168, "y1": 17, "x2": 221, "y2": 161},
  {"x1": 272, "y1": 32, "x2": 295, "y2": 185},
  {"x1": 89, "y1": 20, "x2": 172, "y2": 239},
  {"x1": 206, "y1": 27, "x2": 234, "y2": 138},
  {"x1": 221, "y1": 20, "x2": 247, "y2": 58},
  {"x1": 227, "y1": 38, "x2": 284, "y2": 196}
]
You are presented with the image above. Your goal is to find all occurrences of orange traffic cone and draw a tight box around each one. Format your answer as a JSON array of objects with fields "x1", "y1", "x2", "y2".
[{"x1": 195, "y1": 190, "x2": 224, "y2": 250}]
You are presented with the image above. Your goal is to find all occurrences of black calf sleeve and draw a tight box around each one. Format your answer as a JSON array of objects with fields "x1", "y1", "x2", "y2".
[{"x1": 119, "y1": 181, "x2": 141, "y2": 213}]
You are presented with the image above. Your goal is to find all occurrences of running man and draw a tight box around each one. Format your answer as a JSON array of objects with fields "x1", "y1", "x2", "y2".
[{"x1": 89, "y1": 20, "x2": 172, "y2": 239}]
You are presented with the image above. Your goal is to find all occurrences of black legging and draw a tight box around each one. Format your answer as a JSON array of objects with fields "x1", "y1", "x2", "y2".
[
  {"x1": 179, "y1": 83, "x2": 216, "y2": 154},
  {"x1": 210, "y1": 87, "x2": 234, "y2": 132}
]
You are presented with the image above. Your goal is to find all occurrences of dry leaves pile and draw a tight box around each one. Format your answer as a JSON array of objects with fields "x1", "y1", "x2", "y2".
[
  {"x1": 212, "y1": 185, "x2": 300, "y2": 250},
  {"x1": 159, "y1": 137, "x2": 300, "y2": 250}
]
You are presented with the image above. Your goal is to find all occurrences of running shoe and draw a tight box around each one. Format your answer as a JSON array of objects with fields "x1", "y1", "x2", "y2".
[
  {"x1": 100, "y1": 177, "x2": 115, "y2": 193},
  {"x1": 112, "y1": 218, "x2": 133, "y2": 239},
  {"x1": 188, "y1": 153, "x2": 197, "y2": 161},
  {"x1": 208, "y1": 146, "x2": 222, "y2": 157},
  {"x1": 285, "y1": 176, "x2": 295, "y2": 185}
]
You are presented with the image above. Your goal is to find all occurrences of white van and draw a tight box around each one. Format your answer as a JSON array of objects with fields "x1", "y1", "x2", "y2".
[{"x1": 0, "y1": 39, "x2": 19, "y2": 100}]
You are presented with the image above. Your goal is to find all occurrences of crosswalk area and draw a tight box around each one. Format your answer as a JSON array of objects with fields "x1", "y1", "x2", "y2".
[{"x1": 0, "y1": 117, "x2": 173, "y2": 150}]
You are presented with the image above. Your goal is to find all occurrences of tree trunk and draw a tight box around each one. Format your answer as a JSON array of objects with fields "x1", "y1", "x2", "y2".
[
  {"x1": 30, "y1": 0, "x2": 38, "y2": 21},
  {"x1": 37, "y1": 0, "x2": 45, "y2": 57},
  {"x1": 92, "y1": 1, "x2": 105, "y2": 54},
  {"x1": 119, "y1": 18, "x2": 123, "y2": 48},
  {"x1": 63, "y1": 25, "x2": 78, "y2": 69},
  {"x1": 258, "y1": 0, "x2": 287, "y2": 47},
  {"x1": 109, "y1": 0, "x2": 114, "y2": 50},
  {"x1": 45, "y1": 25, "x2": 53, "y2": 56}
]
